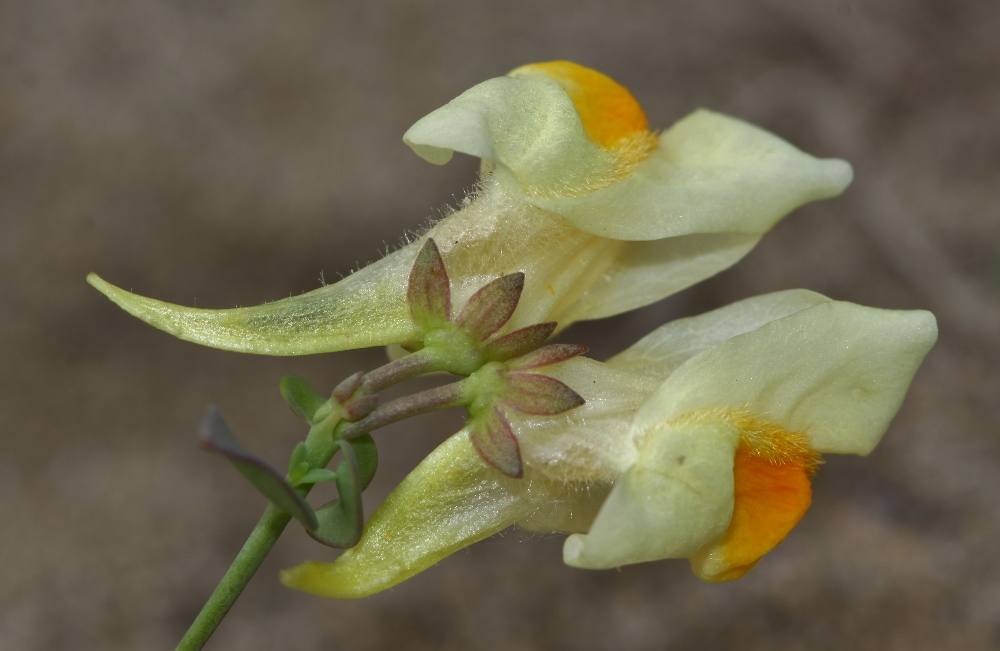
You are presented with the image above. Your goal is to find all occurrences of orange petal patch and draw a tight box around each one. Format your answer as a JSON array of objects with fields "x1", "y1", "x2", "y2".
[
  {"x1": 690, "y1": 414, "x2": 818, "y2": 582},
  {"x1": 510, "y1": 61, "x2": 656, "y2": 151}
]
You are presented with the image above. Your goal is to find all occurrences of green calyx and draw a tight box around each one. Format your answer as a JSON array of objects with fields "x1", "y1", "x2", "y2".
[{"x1": 422, "y1": 327, "x2": 489, "y2": 377}]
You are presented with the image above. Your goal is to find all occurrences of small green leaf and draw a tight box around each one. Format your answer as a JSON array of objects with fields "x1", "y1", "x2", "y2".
[
  {"x1": 298, "y1": 468, "x2": 338, "y2": 485},
  {"x1": 288, "y1": 460, "x2": 311, "y2": 485},
  {"x1": 350, "y1": 434, "x2": 379, "y2": 490},
  {"x1": 199, "y1": 407, "x2": 318, "y2": 529},
  {"x1": 280, "y1": 375, "x2": 328, "y2": 423},
  {"x1": 308, "y1": 440, "x2": 365, "y2": 548},
  {"x1": 288, "y1": 442, "x2": 308, "y2": 473}
]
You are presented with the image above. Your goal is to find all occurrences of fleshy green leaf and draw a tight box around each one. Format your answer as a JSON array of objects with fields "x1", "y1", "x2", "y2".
[
  {"x1": 288, "y1": 442, "x2": 308, "y2": 472},
  {"x1": 297, "y1": 468, "x2": 338, "y2": 485},
  {"x1": 350, "y1": 434, "x2": 379, "y2": 491},
  {"x1": 199, "y1": 407, "x2": 318, "y2": 529},
  {"x1": 279, "y1": 375, "x2": 328, "y2": 423},
  {"x1": 307, "y1": 440, "x2": 364, "y2": 548}
]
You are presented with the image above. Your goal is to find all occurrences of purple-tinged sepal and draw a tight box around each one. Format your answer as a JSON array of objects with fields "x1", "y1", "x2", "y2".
[{"x1": 468, "y1": 407, "x2": 523, "y2": 478}]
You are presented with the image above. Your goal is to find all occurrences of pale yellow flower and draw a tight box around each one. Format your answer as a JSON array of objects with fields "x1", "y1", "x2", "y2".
[
  {"x1": 280, "y1": 291, "x2": 936, "y2": 596},
  {"x1": 88, "y1": 62, "x2": 851, "y2": 355}
]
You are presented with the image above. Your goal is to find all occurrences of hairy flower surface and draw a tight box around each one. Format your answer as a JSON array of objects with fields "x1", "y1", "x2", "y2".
[
  {"x1": 88, "y1": 62, "x2": 852, "y2": 356},
  {"x1": 280, "y1": 292, "x2": 936, "y2": 597}
]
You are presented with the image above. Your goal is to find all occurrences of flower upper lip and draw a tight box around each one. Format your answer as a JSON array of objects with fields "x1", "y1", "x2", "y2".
[
  {"x1": 87, "y1": 62, "x2": 854, "y2": 358},
  {"x1": 404, "y1": 60, "x2": 853, "y2": 240}
]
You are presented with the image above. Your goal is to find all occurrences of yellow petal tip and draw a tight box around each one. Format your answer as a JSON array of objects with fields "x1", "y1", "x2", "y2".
[
  {"x1": 510, "y1": 61, "x2": 652, "y2": 150},
  {"x1": 510, "y1": 61, "x2": 655, "y2": 153}
]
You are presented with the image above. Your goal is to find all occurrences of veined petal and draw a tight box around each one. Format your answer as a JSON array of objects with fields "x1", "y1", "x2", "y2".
[
  {"x1": 280, "y1": 429, "x2": 560, "y2": 598},
  {"x1": 632, "y1": 301, "x2": 938, "y2": 456},
  {"x1": 509, "y1": 357, "x2": 660, "y2": 484},
  {"x1": 552, "y1": 232, "x2": 762, "y2": 324},
  {"x1": 607, "y1": 289, "x2": 832, "y2": 379},
  {"x1": 535, "y1": 110, "x2": 853, "y2": 241},
  {"x1": 563, "y1": 415, "x2": 739, "y2": 569}
]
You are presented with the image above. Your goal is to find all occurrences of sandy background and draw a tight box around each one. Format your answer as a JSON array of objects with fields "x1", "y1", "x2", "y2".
[{"x1": 3, "y1": 0, "x2": 999, "y2": 649}]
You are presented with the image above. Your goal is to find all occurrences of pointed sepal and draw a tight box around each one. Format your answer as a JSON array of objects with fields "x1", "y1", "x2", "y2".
[
  {"x1": 483, "y1": 322, "x2": 557, "y2": 362},
  {"x1": 455, "y1": 273, "x2": 525, "y2": 341},
  {"x1": 332, "y1": 371, "x2": 365, "y2": 404},
  {"x1": 510, "y1": 343, "x2": 588, "y2": 370},
  {"x1": 342, "y1": 394, "x2": 379, "y2": 421},
  {"x1": 468, "y1": 407, "x2": 523, "y2": 478},
  {"x1": 407, "y1": 239, "x2": 452, "y2": 330},
  {"x1": 501, "y1": 372, "x2": 586, "y2": 415},
  {"x1": 199, "y1": 407, "x2": 318, "y2": 529}
]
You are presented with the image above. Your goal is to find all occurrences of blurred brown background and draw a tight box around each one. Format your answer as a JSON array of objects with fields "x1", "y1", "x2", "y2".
[{"x1": 2, "y1": 0, "x2": 999, "y2": 649}]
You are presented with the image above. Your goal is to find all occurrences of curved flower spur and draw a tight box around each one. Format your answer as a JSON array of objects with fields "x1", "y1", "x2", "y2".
[{"x1": 87, "y1": 61, "x2": 852, "y2": 356}]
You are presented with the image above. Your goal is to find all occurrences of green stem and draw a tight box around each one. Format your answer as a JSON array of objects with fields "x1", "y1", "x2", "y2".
[
  {"x1": 176, "y1": 361, "x2": 467, "y2": 649},
  {"x1": 175, "y1": 503, "x2": 292, "y2": 651},
  {"x1": 177, "y1": 416, "x2": 337, "y2": 650}
]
